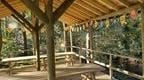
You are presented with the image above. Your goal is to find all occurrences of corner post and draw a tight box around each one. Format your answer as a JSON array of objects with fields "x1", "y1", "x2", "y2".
[{"x1": 46, "y1": 0, "x2": 56, "y2": 80}]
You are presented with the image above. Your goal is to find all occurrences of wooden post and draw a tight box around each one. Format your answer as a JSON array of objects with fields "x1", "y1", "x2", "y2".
[
  {"x1": 45, "y1": 0, "x2": 56, "y2": 80},
  {"x1": 70, "y1": 27, "x2": 73, "y2": 52},
  {"x1": 89, "y1": 23, "x2": 93, "y2": 60},
  {"x1": 63, "y1": 23, "x2": 67, "y2": 52},
  {"x1": 141, "y1": 3, "x2": 144, "y2": 79},
  {"x1": 32, "y1": 30, "x2": 40, "y2": 71},
  {"x1": 22, "y1": 30, "x2": 28, "y2": 54},
  {"x1": 109, "y1": 54, "x2": 112, "y2": 80},
  {"x1": 86, "y1": 32, "x2": 89, "y2": 63},
  {"x1": 79, "y1": 43, "x2": 82, "y2": 63}
]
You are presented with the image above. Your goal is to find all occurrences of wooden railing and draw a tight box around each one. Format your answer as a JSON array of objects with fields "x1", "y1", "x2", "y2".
[
  {"x1": 0, "y1": 52, "x2": 75, "y2": 75},
  {"x1": 71, "y1": 46, "x2": 142, "y2": 79}
]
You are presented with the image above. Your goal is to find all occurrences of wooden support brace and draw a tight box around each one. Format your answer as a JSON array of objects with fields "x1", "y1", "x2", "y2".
[
  {"x1": 53, "y1": 0, "x2": 75, "y2": 21},
  {"x1": 12, "y1": 14, "x2": 32, "y2": 32},
  {"x1": 21, "y1": 0, "x2": 49, "y2": 24},
  {"x1": 1, "y1": 0, "x2": 35, "y2": 30}
]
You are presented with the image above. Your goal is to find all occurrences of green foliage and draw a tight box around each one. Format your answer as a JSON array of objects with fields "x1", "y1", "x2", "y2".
[{"x1": 1, "y1": 28, "x2": 20, "y2": 58}]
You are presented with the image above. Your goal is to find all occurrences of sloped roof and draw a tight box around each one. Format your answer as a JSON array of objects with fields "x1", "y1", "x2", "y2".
[{"x1": 0, "y1": 0, "x2": 143, "y2": 25}]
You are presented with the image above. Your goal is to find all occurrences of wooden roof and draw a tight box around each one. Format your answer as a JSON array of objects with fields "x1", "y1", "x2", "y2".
[{"x1": 0, "y1": 0, "x2": 143, "y2": 25}]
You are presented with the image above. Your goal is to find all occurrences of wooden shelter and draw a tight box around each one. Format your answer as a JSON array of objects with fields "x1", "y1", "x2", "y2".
[
  {"x1": 0, "y1": 0, "x2": 144, "y2": 80},
  {"x1": 0, "y1": 0, "x2": 143, "y2": 25}
]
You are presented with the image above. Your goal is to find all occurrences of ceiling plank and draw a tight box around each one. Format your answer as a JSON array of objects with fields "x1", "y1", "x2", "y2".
[
  {"x1": 72, "y1": 3, "x2": 97, "y2": 17},
  {"x1": 82, "y1": 0, "x2": 110, "y2": 13},
  {"x1": 53, "y1": 5, "x2": 83, "y2": 23},
  {"x1": 96, "y1": 0, "x2": 119, "y2": 11},
  {"x1": 75, "y1": 0, "x2": 103, "y2": 16},
  {"x1": 118, "y1": 0, "x2": 130, "y2": 8},
  {"x1": 96, "y1": 4, "x2": 140, "y2": 20},
  {"x1": 71, "y1": 4, "x2": 141, "y2": 26},
  {"x1": 54, "y1": 0, "x2": 90, "y2": 19},
  {"x1": 53, "y1": 2, "x2": 86, "y2": 20},
  {"x1": 57, "y1": 0, "x2": 95, "y2": 17},
  {"x1": 137, "y1": 0, "x2": 143, "y2": 3}
]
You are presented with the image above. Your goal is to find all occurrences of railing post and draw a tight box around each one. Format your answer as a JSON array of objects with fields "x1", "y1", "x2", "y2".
[
  {"x1": 109, "y1": 54, "x2": 112, "y2": 80},
  {"x1": 79, "y1": 47, "x2": 82, "y2": 63},
  {"x1": 63, "y1": 23, "x2": 67, "y2": 52},
  {"x1": 70, "y1": 27, "x2": 73, "y2": 52}
]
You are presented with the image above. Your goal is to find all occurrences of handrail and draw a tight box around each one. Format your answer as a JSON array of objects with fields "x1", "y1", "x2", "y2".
[
  {"x1": 71, "y1": 46, "x2": 141, "y2": 61},
  {"x1": 70, "y1": 46, "x2": 143, "y2": 79}
]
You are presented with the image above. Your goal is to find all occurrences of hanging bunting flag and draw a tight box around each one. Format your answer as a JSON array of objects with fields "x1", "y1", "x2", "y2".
[
  {"x1": 71, "y1": 26, "x2": 74, "y2": 32},
  {"x1": 105, "y1": 19, "x2": 109, "y2": 28},
  {"x1": 120, "y1": 15, "x2": 126, "y2": 26},
  {"x1": 80, "y1": 25, "x2": 82, "y2": 31},
  {"x1": 94, "y1": 20, "x2": 98, "y2": 28},
  {"x1": 82, "y1": 24, "x2": 85, "y2": 30},
  {"x1": 130, "y1": 9, "x2": 137, "y2": 20}
]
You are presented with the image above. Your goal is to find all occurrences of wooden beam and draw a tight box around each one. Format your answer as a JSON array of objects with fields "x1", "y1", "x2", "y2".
[
  {"x1": 57, "y1": 0, "x2": 96, "y2": 17},
  {"x1": 20, "y1": 0, "x2": 49, "y2": 24},
  {"x1": 53, "y1": 6, "x2": 81, "y2": 23},
  {"x1": 97, "y1": 0, "x2": 119, "y2": 11},
  {"x1": 118, "y1": 0, "x2": 130, "y2": 8},
  {"x1": 12, "y1": 14, "x2": 32, "y2": 32},
  {"x1": 1, "y1": 0, "x2": 35, "y2": 30},
  {"x1": 53, "y1": 0, "x2": 75, "y2": 21},
  {"x1": 82, "y1": 0, "x2": 110, "y2": 13},
  {"x1": 138, "y1": 0, "x2": 143, "y2": 3},
  {"x1": 96, "y1": 4, "x2": 140, "y2": 20},
  {"x1": 75, "y1": 0, "x2": 103, "y2": 16},
  {"x1": 53, "y1": 1, "x2": 89, "y2": 20},
  {"x1": 71, "y1": 4, "x2": 141, "y2": 27}
]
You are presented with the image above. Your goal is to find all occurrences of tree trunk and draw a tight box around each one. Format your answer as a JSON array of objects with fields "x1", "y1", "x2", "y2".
[{"x1": 32, "y1": 31, "x2": 40, "y2": 71}]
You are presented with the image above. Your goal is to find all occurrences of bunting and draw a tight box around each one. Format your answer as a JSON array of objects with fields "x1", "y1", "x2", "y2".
[
  {"x1": 105, "y1": 19, "x2": 109, "y2": 28},
  {"x1": 120, "y1": 15, "x2": 126, "y2": 26}
]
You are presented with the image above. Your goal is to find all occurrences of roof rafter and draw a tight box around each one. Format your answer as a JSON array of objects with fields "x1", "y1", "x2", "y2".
[
  {"x1": 97, "y1": 0, "x2": 119, "y2": 11},
  {"x1": 54, "y1": 0, "x2": 90, "y2": 19},
  {"x1": 118, "y1": 0, "x2": 130, "y2": 8},
  {"x1": 53, "y1": 2, "x2": 86, "y2": 20},
  {"x1": 72, "y1": 3, "x2": 97, "y2": 17},
  {"x1": 53, "y1": 5, "x2": 83, "y2": 22},
  {"x1": 82, "y1": 0, "x2": 110, "y2": 13},
  {"x1": 75, "y1": 0, "x2": 103, "y2": 16},
  {"x1": 96, "y1": 4, "x2": 140, "y2": 20},
  {"x1": 138, "y1": 0, "x2": 143, "y2": 3},
  {"x1": 53, "y1": 0, "x2": 75, "y2": 21}
]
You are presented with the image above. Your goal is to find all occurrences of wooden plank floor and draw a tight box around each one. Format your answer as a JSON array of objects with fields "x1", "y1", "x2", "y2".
[{"x1": 0, "y1": 64, "x2": 110, "y2": 80}]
